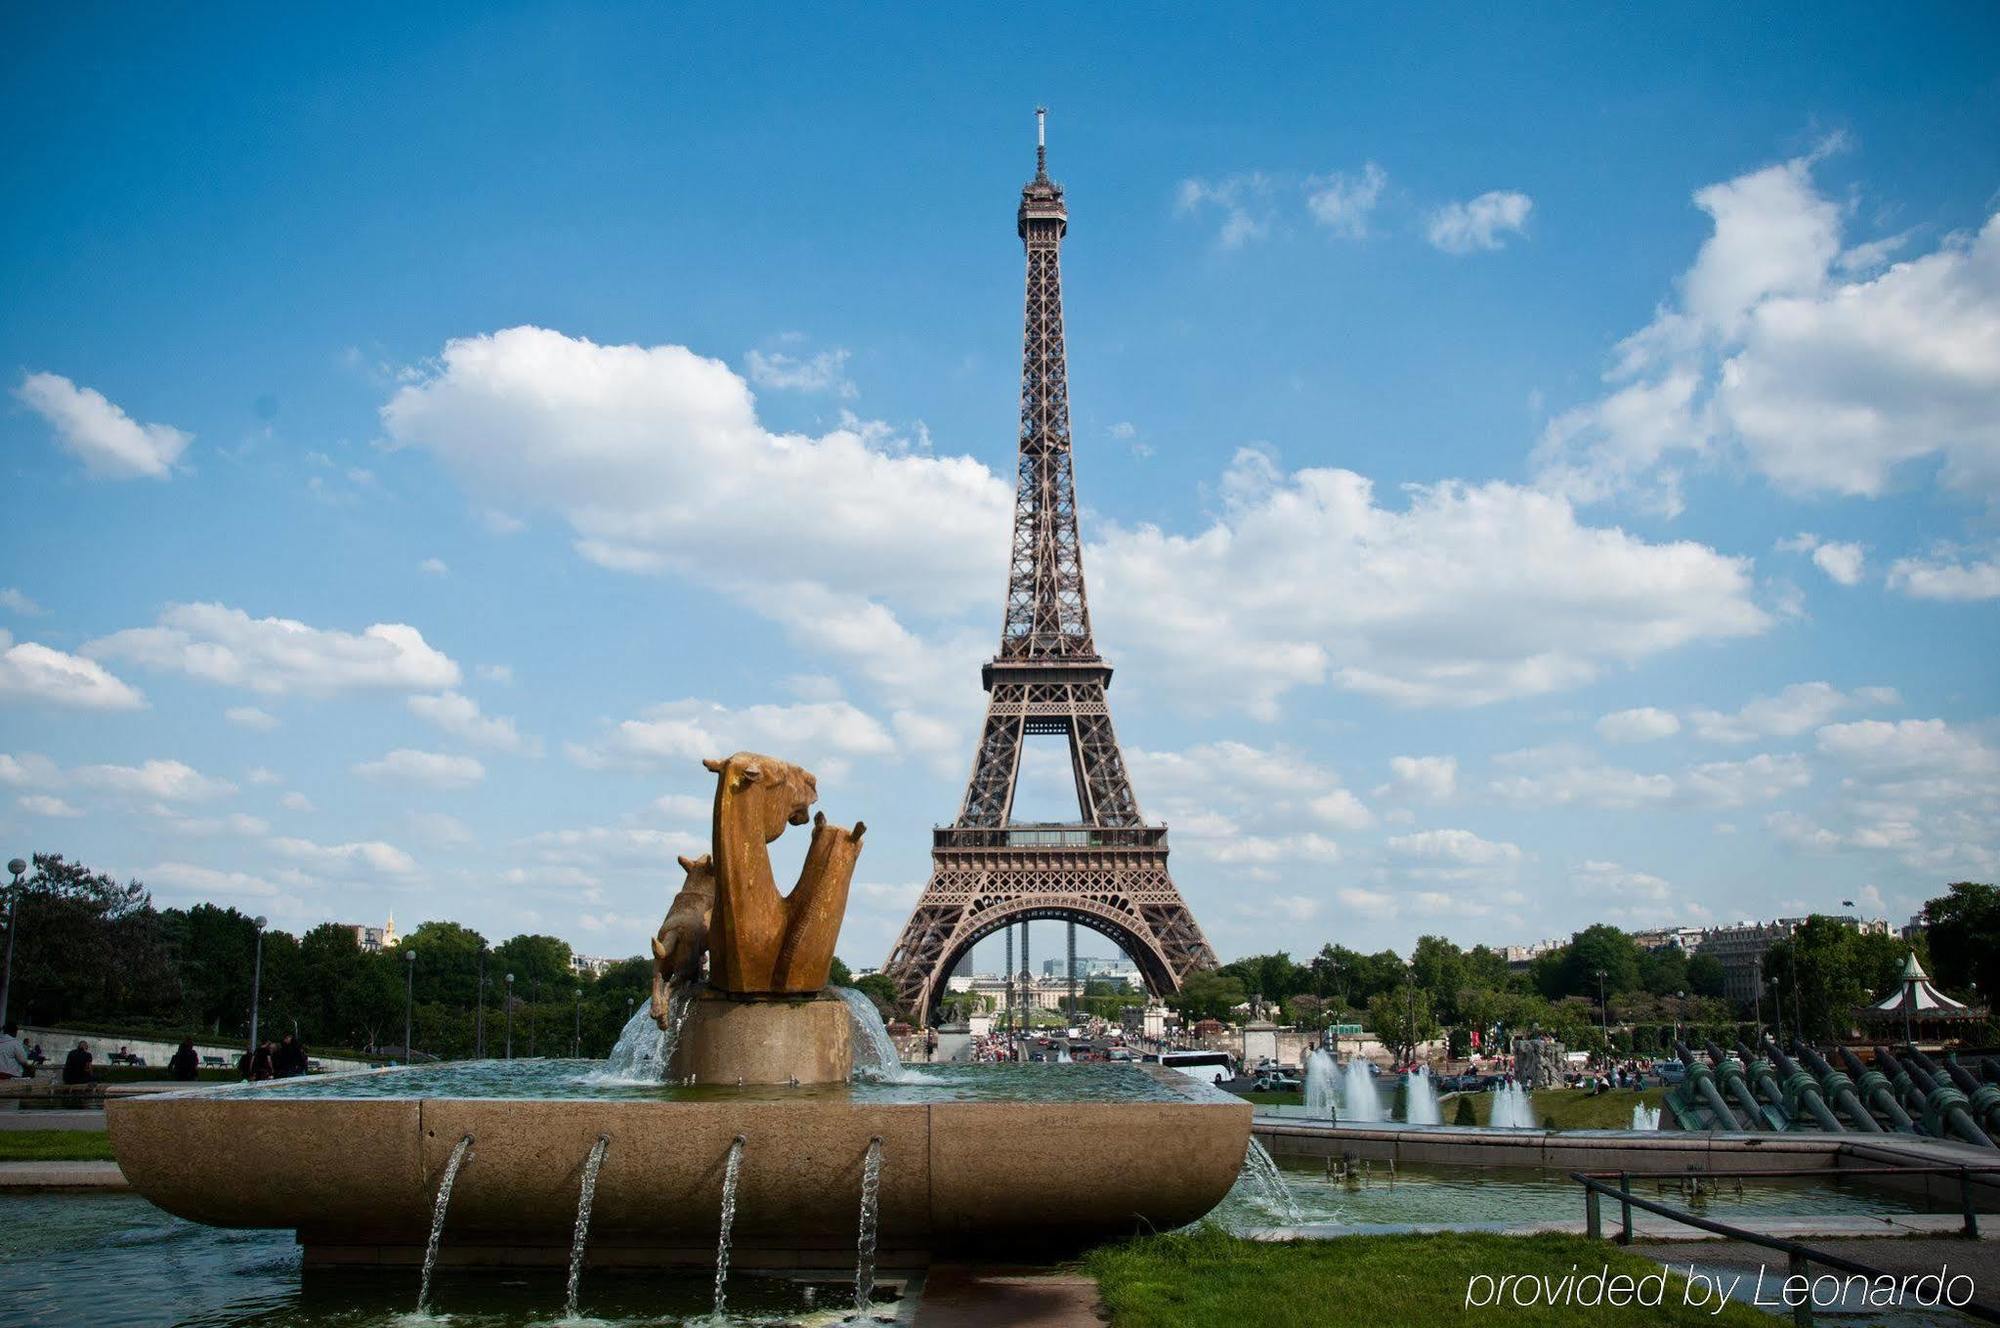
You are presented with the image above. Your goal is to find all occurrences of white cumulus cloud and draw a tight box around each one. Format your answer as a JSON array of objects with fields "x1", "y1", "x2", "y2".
[
  {"x1": 0, "y1": 630, "x2": 145, "y2": 710},
  {"x1": 1426, "y1": 190, "x2": 1533, "y2": 254},
  {"x1": 1596, "y1": 707, "x2": 1682, "y2": 743},
  {"x1": 14, "y1": 371, "x2": 191, "y2": 479},
  {"x1": 87, "y1": 602, "x2": 460, "y2": 696},
  {"x1": 352, "y1": 748, "x2": 486, "y2": 789}
]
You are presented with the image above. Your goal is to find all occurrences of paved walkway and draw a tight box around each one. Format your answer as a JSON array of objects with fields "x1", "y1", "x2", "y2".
[
  {"x1": 1250, "y1": 1213, "x2": 1989, "y2": 1242},
  {"x1": 1630, "y1": 1234, "x2": 2000, "y2": 1317},
  {"x1": 0, "y1": 1109, "x2": 105, "y2": 1131},
  {"x1": 913, "y1": 1267, "x2": 1102, "y2": 1327},
  {"x1": 0, "y1": 1160, "x2": 128, "y2": 1191}
]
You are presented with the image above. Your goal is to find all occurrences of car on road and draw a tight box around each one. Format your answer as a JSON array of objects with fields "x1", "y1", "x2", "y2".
[{"x1": 1654, "y1": 1059, "x2": 1688, "y2": 1084}]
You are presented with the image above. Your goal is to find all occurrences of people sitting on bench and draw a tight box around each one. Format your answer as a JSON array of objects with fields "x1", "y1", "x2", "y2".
[
  {"x1": 62, "y1": 1041, "x2": 96, "y2": 1086},
  {"x1": 0, "y1": 1022, "x2": 32, "y2": 1080}
]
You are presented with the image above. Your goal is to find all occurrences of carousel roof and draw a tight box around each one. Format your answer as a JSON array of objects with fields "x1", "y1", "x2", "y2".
[{"x1": 1862, "y1": 950, "x2": 1984, "y2": 1019}]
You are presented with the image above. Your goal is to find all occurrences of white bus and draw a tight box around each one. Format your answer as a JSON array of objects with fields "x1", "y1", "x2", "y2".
[{"x1": 1158, "y1": 1050, "x2": 1233, "y2": 1086}]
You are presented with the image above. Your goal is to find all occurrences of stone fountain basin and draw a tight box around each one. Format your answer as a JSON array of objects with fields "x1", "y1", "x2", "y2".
[{"x1": 107, "y1": 1064, "x2": 1250, "y2": 1269}]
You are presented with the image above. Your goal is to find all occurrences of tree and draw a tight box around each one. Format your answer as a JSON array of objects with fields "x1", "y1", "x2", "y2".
[
  {"x1": 1365, "y1": 986, "x2": 1438, "y2": 1065},
  {"x1": 1410, "y1": 936, "x2": 1467, "y2": 1025},
  {"x1": 1168, "y1": 971, "x2": 1246, "y2": 1024},
  {"x1": 1637, "y1": 944, "x2": 1690, "y2": 996},
  {"x1": 1923, "y1": 882, "x2": 2000, "y2": 1001},
  {"x1": 828, "y1": 956, "x2": 854, "y2": 987},
  {"x1": 853, "y1": 973, "x2": 901, "y2": 1019},
  {"x1": 1558, "y1": 925, "x2": 1641, "y2": 1000},
  {"x1": 1687, "y1": 953, "x2": 1727, "y2": 1000}
]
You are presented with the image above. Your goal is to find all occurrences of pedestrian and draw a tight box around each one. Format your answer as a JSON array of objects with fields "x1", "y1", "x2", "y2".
[
  {"x1": 274, "y1": 1034, "x2": 307, "y2": 1078},
  {"x1": 62, "y1": 1040, "x2": 96, "y2": 1086},
  {"x1": 168, "y1": 1038, "x2": 200, "y2": 1081},
  {"x1": 250, "y1": 1041, "x2": 276, "y2": 1081},
  {"x1": 0, "y1": 1022, "x2": 32, "y2": 1079}
]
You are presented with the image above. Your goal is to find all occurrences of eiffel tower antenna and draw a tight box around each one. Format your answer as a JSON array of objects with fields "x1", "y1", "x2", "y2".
[{"x1": 883, "y1": 110, "x2": 1217, "y2": 1025}]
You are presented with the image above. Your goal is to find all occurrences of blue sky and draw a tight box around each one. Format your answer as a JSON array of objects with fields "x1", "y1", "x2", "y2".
[{"x1": 3, "y1": 6, "x2": 1997, "y2": 975}]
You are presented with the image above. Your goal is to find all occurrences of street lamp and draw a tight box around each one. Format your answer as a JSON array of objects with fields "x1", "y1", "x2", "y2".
[
  {"x1": 475, "y1": 944, "x2": 487, "y2": 1059},
  {"x1": 573, "y1": 987, "x2": 583, "y2": 1057},
  {"x1": 504, "y1": 973, "x2": 515, "y2": 1059},
  {"x1": 1752, "y1": 955, "x2": 1766, "y2": 1042},
  {"x1": 247, "y1": 915, "x2": 269, "y2": 1055},
  {"x1": 0, "y1": 858, "x2": 25, "y2": 1025},
  {"x1": 1595, "y1": 968, "x2": 1609, "y2": 1058},
  {"x1": 403, "y1": 949, "x2": 417, "y2": 1063}
]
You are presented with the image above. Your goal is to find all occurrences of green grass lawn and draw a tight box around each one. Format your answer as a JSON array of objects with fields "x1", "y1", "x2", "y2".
[
  {"x1": 1088, "y1": 1227, "x2": 1766, "y2": 1327},
  {"x1": 1448, "y1": 1087, "x2": 1667, "y2": 1131},
  {"x1": 1237, "y1": 1090, "x2": 1305, "y2": 1107},
  {"x1": 0, "y1": 1130, "x2": 117, "y2": 1162}
]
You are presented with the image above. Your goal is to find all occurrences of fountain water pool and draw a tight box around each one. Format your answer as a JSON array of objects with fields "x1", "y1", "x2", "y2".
[{"x1": 1632, "y1": 1101, "x2": 1664, "y2": 1130}]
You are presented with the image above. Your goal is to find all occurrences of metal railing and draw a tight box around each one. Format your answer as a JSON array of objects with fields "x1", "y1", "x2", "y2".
[{"x1": 1569, "y1": 1164, "x2": 2000, "y2": 1325}]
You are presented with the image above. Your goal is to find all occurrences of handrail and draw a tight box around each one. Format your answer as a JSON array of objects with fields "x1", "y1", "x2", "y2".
[{"x1": 1568, "y1": 1167, "x2": 2000, "y2": 1324}]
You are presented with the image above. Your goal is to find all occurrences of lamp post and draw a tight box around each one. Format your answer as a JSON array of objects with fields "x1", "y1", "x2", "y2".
[
  {"x1": 573, "y1": 988, "x2": 582, "y2": 1058},
  {"x1": 1752, "y1": 955, "x2": 1766, "y2": 1042},
  {"x1": 247, "y1": 915, "x2": 268, "y2": 1055},
  {"x1": 0, "y1": 858, "x2": 25, "y2": 1025},
  {"x1": 400, "y1": 949, "x2": 417, "y2": 1063},
  {"x1": 504, "y1": 973, "x2": 515, "y2": 1059},
  {"x1": 475, "y1": 945, "x2": 487, "y2": 1059},
  {"x1": 1595, "y1": 967, "x2": 1609, "y2": 1059}
]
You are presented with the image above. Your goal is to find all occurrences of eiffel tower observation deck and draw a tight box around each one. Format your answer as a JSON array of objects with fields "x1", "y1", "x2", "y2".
[{"x1": 883, "y1": 111, "x2": 1217, "y2": 1025}]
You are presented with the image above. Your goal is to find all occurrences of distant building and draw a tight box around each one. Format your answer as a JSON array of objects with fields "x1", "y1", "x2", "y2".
[
  {"x1": 341, "y1": 913, "x2": 399, "y2": 953},
  {"x1": 1041, "y1": 956, "x2": 1138, "y2": 981},
  {"x1": 1501, "y1": 938, "x2": 1564, "y2": 968},
  {"x1": 569, "y1": 953, "x2": 618, "y2": 979},
  {"x1": 1692, "y1": 915, "x2": 1891, "y2": 1003},
  {"x1": 1630, "y1": 926, "x2": 1705, "y2": 952}
]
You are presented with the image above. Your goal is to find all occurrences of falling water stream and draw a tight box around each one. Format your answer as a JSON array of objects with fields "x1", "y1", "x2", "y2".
[
  {"x1": 835, "y1": 987, "x2": 904, "y2": 1080},
  {"x1": 1240, "y1": 1138, "x2": 1304, "y2": 1226},
  {"x1": 854, "y1": 1136, "x2": 883, "y2": 1320},
  {"x1": 712, "y1": 1134, "x2": 746, "y2": 1318},
  {"x1": 1632, "y1": 1102, "x2": 1663, "y2": 1130},
  {"x1": 416, "y1": 1134, "x2": 473, "y2": 1316},
  {"x1": 563, "y1": 1134, "x2": 610, "y2": 1320},
  {"x1": 595, "y1": 987, "x2": 696, "y2": 1083}
]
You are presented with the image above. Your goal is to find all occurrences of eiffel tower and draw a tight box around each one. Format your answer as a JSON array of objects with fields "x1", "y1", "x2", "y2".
[{"x1": 883, "y1": 111, "x2": 1217, "y2": 1024}]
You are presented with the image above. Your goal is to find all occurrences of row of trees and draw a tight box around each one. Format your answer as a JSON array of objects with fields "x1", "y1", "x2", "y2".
[
  {"x1": 9, "y1": 849, "x2": 1992, "y2": 1061},
  {"x1": 1160, "y1": 884, "x2": 1997, "y2": 1061},
  {"x1": 4, "y1": 854, "x2": 658, "y2": 1059}
]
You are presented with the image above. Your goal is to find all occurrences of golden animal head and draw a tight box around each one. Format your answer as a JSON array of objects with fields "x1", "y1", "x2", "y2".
[{"x1": 702, "y1": 751, "x2": 817, "y2": 842}]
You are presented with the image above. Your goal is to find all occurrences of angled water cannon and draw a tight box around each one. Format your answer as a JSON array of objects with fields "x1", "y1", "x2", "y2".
[
  {"x1": 1835, "y1": 1045, "x2": 1915, "y2": 1133},
  {"x1": 1705, "y1": 1041, "x2": 1775, "y2": 1130},
  {"x1": 1939, "y1": 1054, "x2": 2000, "y2": 1137},
  {"x1": 1877, "y1": 1044, "x2": 1993, "y2": 1148},
  {"x1": 1735, "y1": 1039, "x2": 1790, "y2": 1121},
  {"x1": 1794, "y1": 1042, "x2": 1882, "y2": 1133},
  {"x1": 1672, "y1": 1040, "x2": 1743, "y2": 1129},
  {"x1": 1759, "y1": 1037, "x2": 1845, "y2": 1133}
]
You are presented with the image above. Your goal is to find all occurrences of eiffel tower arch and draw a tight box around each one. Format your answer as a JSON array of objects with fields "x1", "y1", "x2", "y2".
[{"x1": 883, "y1": 111, "x2": 1217, "y2": 1025}]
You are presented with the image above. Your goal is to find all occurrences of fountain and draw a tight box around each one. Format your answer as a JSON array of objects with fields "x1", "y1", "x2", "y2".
[
  {"x1": 1338, "y1": 1058, "x2": 1384, "y2": 1123},
  {"x1": 1403, "y1": 1067, "x2": 1440, "y2": 1125},
  {"x1": 1303, "y1": 1049, "x2": 1339, "y2": 1118},
  {"x1": 416, "y1": 1133, "x2": 471, "y2": 1315},
  {"x1": 1631, "y1": 1102, "x2": 1662, "y2": 1131},
  {"x1": 105, "y1": 752, "x2": 1252, "y2": 1271},
  {"x1": 564, "y1": 1134, "x2": 609, "y2": 1320},
  {"x1": 1238, "y1": 1138, "x2": 1304, "y2": 1226},
  {"x1": 855, "y1": 1136, "x2": 883, "y2": 1318},
  {"x1": 1489, "y1": 1080, "x2": 1537, "y2": 1128},
  {"x1": 713, "y1": 1135, "x2": 746, "y2": 1317}
]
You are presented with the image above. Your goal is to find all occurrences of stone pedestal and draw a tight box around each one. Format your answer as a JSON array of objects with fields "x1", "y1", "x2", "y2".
[{"x1": 671, "y1": 986, "x2": 854, "y2": 1086}]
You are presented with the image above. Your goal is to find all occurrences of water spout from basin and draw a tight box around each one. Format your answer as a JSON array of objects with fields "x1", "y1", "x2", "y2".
[
  {"x1": 1404, "y1": 1066, "x2": 1441, "y2": 1125},
  {"x1": 854, "y1": 1135, "x2": 883, "y2": 1319},
  {"x1": 563, "y1": 1134, "x2": 610, "y2": 1321},
  {"x1": 1632, "y1": 1102, "x2": 1663, "y2": 1130},
  {"x1": 416, "y1": 1133, "x2": 472, "y2": 1316},
  {"x1": 1239, "y1": 1138, "x2": 1303, "y2": 1226},
  {"x1": 836, "y1": 987, "x2": 904, "y2": 1080},
  {"x1": 713, "y1": 1134, "x2": 746, "y2": 1318},
  {"x1": 595, "y1": 986, "x2": 695, "y2": 1083}
]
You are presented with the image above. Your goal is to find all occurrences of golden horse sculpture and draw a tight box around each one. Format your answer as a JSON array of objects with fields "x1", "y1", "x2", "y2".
[{"x1": 651, "y1": 751, "x2": 865, "y2": 1025}]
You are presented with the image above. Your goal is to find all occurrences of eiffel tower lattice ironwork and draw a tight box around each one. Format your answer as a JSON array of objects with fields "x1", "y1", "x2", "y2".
[{"x1": 883, "y1": 111, "x2": 1217, "y2": 1024}]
